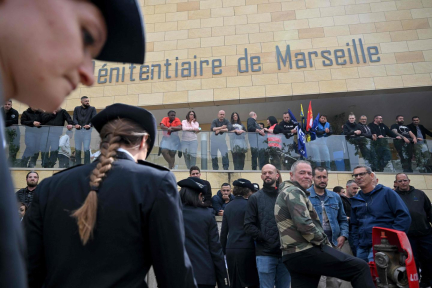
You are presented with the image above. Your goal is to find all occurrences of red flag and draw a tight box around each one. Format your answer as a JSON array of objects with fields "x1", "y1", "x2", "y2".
[{"x1": 306, "y1": 101, "x2": 313, "y2": 131}]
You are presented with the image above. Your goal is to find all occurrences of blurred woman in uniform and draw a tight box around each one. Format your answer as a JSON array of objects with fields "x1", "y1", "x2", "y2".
[
  {"x1": 25, "y1": 104, "x2": 196, "y2": 288},
  {"x1": 178, "y1": 177, "x2": 229, "y2": 288},
  {"x1": 220, "y1": 179, "x2": 259, "y2": 288}
]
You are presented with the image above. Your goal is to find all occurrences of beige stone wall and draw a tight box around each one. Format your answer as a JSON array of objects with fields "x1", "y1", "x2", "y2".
[
  {"x1": 10, "y1": 169, "x2": 432, "y2": 200},
  {"x1": 12, "y1": 0, "x2": 432, "y2": 114}
]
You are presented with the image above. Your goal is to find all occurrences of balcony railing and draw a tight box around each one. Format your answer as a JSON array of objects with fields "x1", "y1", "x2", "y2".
[{"x1": 5, "y1": 125, "x2": 432, "y2": 173}]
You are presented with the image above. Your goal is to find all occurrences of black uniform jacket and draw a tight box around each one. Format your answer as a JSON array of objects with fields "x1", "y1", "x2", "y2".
[
  {"x1": 1, "y1": 107, "x2": 19, "y2": 127},
  {"x1": 24, "y1": 152, "x2": 196, "y2": 288},
  {"x1": 182, "y1": 205, "x2": 229, "y2": 288},
  {"x1": 21, "y1": 108, "x2": 42, "y2": 128},
  {"x1": 220, "y1": 196, "x2": 255, "y2": 254}
]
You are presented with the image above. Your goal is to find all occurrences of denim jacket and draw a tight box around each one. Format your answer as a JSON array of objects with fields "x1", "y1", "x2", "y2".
[{"x1": 307, "y1": 186, "x2": 349, "y2": 246}]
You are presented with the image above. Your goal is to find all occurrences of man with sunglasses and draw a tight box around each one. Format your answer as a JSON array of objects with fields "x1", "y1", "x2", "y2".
[
  {"x1": 350, "y1": 166, "x2": 411, "y2": 262},
  {"x1": 395, "y1": 173, "x2": 432, "y2": 288}
]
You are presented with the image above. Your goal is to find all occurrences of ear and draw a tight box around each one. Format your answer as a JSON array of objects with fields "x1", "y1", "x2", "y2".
[{"x1": 290, "y1": 172, "x2": 293, "y2": 179}]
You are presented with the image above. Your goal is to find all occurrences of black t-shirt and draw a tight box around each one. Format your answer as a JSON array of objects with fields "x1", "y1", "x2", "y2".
[
  {"x1": 274, "y1": 120, "x2": 297, "y2": 137},
  {"x1": 391, "y1": 124, "x2": 412, "y2": 139}
]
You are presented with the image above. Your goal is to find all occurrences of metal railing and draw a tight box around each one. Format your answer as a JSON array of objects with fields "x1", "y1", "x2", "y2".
[{"x1": 5, "y1": 125, "x2": 432, "y2": 173}]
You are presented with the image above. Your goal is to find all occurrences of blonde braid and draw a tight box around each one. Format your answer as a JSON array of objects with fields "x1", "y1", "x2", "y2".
[{"x1": 71, "y1": 134, "x2": 121, "y2": 245}]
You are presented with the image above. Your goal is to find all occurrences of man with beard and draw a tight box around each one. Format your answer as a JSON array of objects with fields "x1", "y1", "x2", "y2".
[
  {"x1": 40, "y1": 107, "x2": 73, "y2": 168},
  {"x1": 307, "y1": 167, "x2": 348, "y2": 250},
  {"x1": 395, "y1": 173, "x2": 432, "y2": 288},
  {"x1": 1, "y1": 100, "x2": 20, "y2": 165},
  {"x1": 350, "y1": 165, "x2": 411, "y2": 262},
  {"x1": 391, "y1": 115, "x2": 417, "y2": 172},
  {"x1": 16, "y1": 171, "x2": 39, "y2": 207},
  {"x1": 274, "y1": 112, "x2": 298, "y2": 170},
  {"x1": 73, "y1": 96, "x2": 97, "y2": 165},
  {"x1": 244, "y1": 164, "x2": 291, "y2": 288},
  {"x1": 275, "y1": 161, "x2": 374, "y2": 287}
]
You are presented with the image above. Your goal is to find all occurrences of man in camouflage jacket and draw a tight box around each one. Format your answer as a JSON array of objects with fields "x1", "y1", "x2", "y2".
[{"x1": 275, "y1": 160, "x2": 374, "y2": 288}]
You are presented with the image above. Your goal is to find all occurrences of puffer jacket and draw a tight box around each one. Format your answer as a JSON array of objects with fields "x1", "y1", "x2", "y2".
[
  {"x1": 211, "y1": 190, "x2": 235, "y2": 215},
  {"x1": 244, "y1": 186, "x2": 282, "y2": 257}
]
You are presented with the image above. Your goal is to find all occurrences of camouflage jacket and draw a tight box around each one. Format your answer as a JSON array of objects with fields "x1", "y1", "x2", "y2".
[{"x1": 275, "y1": 180, "x2": 330, "y2": 255}]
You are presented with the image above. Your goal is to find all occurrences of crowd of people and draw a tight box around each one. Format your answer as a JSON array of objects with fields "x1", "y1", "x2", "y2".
[
  {"x1": 3, "y1": 99, "x2": 432, "y2": 173},
  {"x1": 17, "y1": 156, "x2": 432, "y2": 288}
]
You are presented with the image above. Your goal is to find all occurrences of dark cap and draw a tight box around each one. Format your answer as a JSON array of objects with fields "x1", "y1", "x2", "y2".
[
  {"x1": 178, "y1": 177, "x2": 208, "y2": 194},
  {"x1": 252, "y1": 183, "x2": 260, "y2": 192},
  {"x1": 92, "y1": 0, "x2": 146, "y2": 64},
  {"x1": 233, "y1": 178, "x2": 254, "y2": 191},
  {"x1": 91, "y1": 103, "x2": 156, "y2": 157}
]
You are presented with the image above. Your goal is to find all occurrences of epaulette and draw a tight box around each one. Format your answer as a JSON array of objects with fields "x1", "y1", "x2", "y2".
[
  {"x1": 137, "y1": 160, "x2": 170, "y2": 171},
  {"x1": 53, "y1": 164, "x2": 84, "y2": 175}
]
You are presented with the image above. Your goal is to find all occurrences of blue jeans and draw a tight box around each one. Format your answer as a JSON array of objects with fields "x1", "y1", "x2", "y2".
[
  {"x1": 256, "y1": 256, "x2": 291, "y2": 288},
  {"x1": 356, "y1": 246, "x2": 373, "y2": 262}
]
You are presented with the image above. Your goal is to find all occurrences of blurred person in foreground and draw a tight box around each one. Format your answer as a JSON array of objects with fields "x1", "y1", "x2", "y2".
[
  {"x1": 25, "y1": 104, "x2": 196, "y2": 288},
  {"x1": 220, "y1": 179, "x2": 259, "y2": 288},
  {"x1": 178, "y1": 177, "x2": 229, "y2": 288},
  {"x1": 0, "y1": 0, "x2": 155, "y2": 286},
  {"x1": 275, "y1": 160, "x2": 374, "y2": 288}
]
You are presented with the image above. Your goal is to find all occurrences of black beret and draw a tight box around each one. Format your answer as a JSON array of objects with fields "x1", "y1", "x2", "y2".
[
  {"x1": 92, "y1": 0, "x2": 146, "y2": 64},
  {"x1": 178, "y1": 177, "x2": 208, "y2": 194},
  {"x1": 233, "y1": 178, "x2": 254, "y2": 191},
  {"x1": 91, "y1": 103, "x2": 156, "y2": 157},
  {"x1": 252, "y1": 183, "x2": 260, "y2": 192}
]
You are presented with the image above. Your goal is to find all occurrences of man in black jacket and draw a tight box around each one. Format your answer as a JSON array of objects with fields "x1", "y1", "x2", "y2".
[
  {"x1": 20, "y1": 107, "x2": 43, "y2": 168},
  {"x1": 274, "y1": 112, "x2": 298, "y2": 170},
  {"x1": 73, "y1": 96, "x2": 97, "y2": 165},
  {"x1": 189, "y1": 165, "x2": 212, "y2": 207},
  {"x1": 1, "y1": 100, "x2": 20, "y2": 165},
  {"x1": 212, "y1": 183, "x2": 235, "y2": 216},
  {"x1": 16, "y1": 171, "x2": 39, "y2": 207},
  {"x1": 368, "y1": 115, "x2": 399, "y2": 172},
  {"x1": 408, "y1": 116, "x2": 432, "y2": 173},
  {"x1": 391, "y1": 115, "x2": 417, "y2": 173},
  {"x1": 247, "y1": 111, "x2": 266, "y2": 170},
  {"x1": 395, "y1": 173, "x2": 432, "y2": 287},
  {"x1": 244, "y1": 164, "x2": 291, "y2": 288},
  {"x1": 356, "y1": 115, "x2": 378, "y2": 171},
  {"x1": 40, "y1": 107, "x2": 73, "y2": 168}
]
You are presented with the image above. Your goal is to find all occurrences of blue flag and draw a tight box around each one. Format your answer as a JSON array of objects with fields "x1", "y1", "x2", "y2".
[
  {"x1": 310, "y1": 113, "x2": 320, "y2": 141},
  {"x1": 288, "y1": 109, "x2": 298, "y2": 124},
  {"x1": 298, "y1": 127, "x2": 307, "y2": 158}
]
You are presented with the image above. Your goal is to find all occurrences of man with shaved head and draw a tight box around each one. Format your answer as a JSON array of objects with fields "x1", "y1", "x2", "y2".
[
  {"x1": 247, "y1": 111, "x2": 266, "y2": 170},
  {"x1": 244, "y1": 164, "x2": 291, "y2": 288},
  {"x1": 210, "y1": 110, "x2": 231, "y2": 170}
]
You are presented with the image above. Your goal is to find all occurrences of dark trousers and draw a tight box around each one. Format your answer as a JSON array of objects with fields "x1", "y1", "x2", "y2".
[
  {"x1": 40, "y1": 131, "x2": 61, "y2": 168},
  {"x1": 394, "y1": 139, "x2": 414, "y2": 172},
  {"x1": 283, "y1": 245, "x2": 375, "y2": 288},
  {"x1": 372, "y1": 139, "x2": 392, "y2": 172},
  {"x1": 232, "y1": 152, "x2": 245, "y2": 170},
  {"x1": 408, "y1": 234, "x2": 432, "y2": 285},
  {"x1": 21, "y1": 129, "x2": 42, "y2": 168},
  {"x1": 58, "y1": 154, "x2": 70, "y2": 168},
  {"x1": 74, "y1": 129, "x2": 92, "y2": 165},
  {"x1": 211, "y1": 140, "x2": 229, "y2": 170},
  {"x1": 266, "y1": 147, "x2": 282, "y2": 170},
  {"x1": 250, "y1": 147, "x2": 266, "y2": 170}
]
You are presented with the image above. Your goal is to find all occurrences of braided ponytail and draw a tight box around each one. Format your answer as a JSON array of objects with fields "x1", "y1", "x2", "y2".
[{"x1": 71, "y1": 118, "x2": 149, "y2": 245}]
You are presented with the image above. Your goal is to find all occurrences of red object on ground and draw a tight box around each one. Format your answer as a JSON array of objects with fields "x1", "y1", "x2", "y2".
[{"x1": 371, "y1": 227, "x2": 419, "y2": 288}]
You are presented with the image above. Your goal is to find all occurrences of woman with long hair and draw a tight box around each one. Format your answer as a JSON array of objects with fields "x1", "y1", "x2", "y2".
[
  {"x1": 229, "y1": 112, "x2": 247, "y2": 170},
  {"x1": 178, "y1": 177, "x2": 229, "y2": 288},
  {"x1": 220, "y1": 179, "x2": 259, "y2": 288},
  {"x1": 264, "y1": 116, "x2": 282, "y2": 169},
  {"x1": 25, "y1": 104, "x2": 196, "y2": 288},
  {"x1": 182, "y1": 111, "x2": 200, "y2": 169}
]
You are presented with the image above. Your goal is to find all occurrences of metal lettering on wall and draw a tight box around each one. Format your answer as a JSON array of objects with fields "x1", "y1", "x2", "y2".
[{"x1": 96, "y1": 38, "x2": 380, "y2": 84}]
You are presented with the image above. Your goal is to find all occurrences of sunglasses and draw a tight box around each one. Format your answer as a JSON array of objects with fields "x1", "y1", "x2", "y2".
[{"x1": 352, "y1": 172, "x2": 370, "y2": 179}]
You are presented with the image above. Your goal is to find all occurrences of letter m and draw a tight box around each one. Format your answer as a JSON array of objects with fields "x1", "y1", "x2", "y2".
[{"x1": 276, "y1": 45, "x2": 292, "y2": 70}]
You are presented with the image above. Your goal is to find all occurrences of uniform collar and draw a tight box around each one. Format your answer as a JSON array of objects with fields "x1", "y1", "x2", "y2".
[{"x1": 117, "y1": 148, "x2": 135, "y2": 162}]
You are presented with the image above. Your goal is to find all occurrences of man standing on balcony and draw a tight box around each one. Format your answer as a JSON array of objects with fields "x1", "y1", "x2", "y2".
[
  {"x1": 1, "y1": 100, "x2": 20, "y2": 165},
  {"x1": 368, "y1": 115, "x2": 399, "y2": 172},
  {"x1": 391, "y1": 115, "x2": 417, "y2": 173},
  {"x1": 20, "y1": 107, "x2": 43, "y2": 168},
  {"x1": 40, "y1": 107, "x2": 73, "y2": 168},
  {"x1": 247, "y1": 111, "x2": 266, "y2": 170},
  {"x1": 73, "y1": 96, "x2": 97, "y2": 165},
  {"x1": 210, "y1": 110, "x2": 231, "y2": 170},
  {"x1": 408, "y1": 116, "x2": 432, "y2": 173}
]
